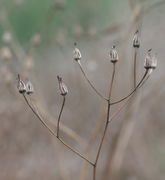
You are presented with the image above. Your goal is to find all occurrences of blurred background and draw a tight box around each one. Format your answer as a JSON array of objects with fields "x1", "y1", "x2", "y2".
[{"x1": 0, "y1": 0, "x2": 165, "y2": 179}]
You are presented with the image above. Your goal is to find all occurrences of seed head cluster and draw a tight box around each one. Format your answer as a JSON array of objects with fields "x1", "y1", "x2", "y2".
[{"x1": 17, "y1": 74, "x2": 34, "y2": 95}]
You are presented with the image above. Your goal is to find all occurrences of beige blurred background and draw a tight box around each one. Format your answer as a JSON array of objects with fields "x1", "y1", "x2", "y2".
[{"x1": 0, "y1": 0, "x2": 165, "y2": 180}]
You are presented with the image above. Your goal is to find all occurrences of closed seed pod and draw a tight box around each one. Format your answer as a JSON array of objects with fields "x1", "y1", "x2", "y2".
[
  {"x1": 26, "y1": 81, "x2": 34, "y2": 95},
  {"x1": 150, "y1": 54, "x2": 157, "y2": 69},
  {"x1": 57, "y1": 76, "x2": 68, "y2": 96},
  {"x1": 133, "y1": 30, "x2": 140, "y2": 48},
  {"x1": 73, "y1": 43, "x2": 82, "y2": 61},
  {"x1": 109, "y1": 45, "x2": 119, "y2": 63},
  {"x1": 17, "y1": 75, "x2": 26, "y2": 94},
  {"x1": 144, "y1": 49, "x2": 157, "y2": 70}
]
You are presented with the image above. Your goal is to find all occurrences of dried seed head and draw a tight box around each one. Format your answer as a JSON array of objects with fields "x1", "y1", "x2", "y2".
[
  {"x1": 57, "y1": 76, "x2": 68, "y2": 96},
  {"x1": 144, "y1": 49, "x2": 157, "y2": 70},
  {"x1": 0, "y1": 66, "x2": 13, "y2": 85},
  {"x1": 5, "y1": 72, "x2": 12, "y2": 85},
  {"x1": 133, "y1": 30, "x2": 140, "y2": 48},
  {"x1": 24, "y1": 56, "x2": 34, "y2": 71},
  {"x1": 73, "y1": 24, "x2": 83, "y2": 38},
  {"x1": 88, "y1": 26, "x2": 97, "y2": 37},
  {"x1": 55, "y1": 29, "x2": 65, "y2": 47},
  {"x1": 2, "y1": 31, "x2": 12, "y2": 44},
  {"x1": 151, "y1": 55, "x2": 157, "y2": 69},
  {"x1": 26, "y1": 81, "x2": 34, "y2": 95},
  {"x1": 31, "y1": 33, "x2": 41, "y2": 46},
  {"x1": 0, "y1": 47, "x2": 12, "y2": 61},
  {"x1": 109, "y1": 45, "x2": 119, "y2": 63},
  {"x1": 73, "y1": 43, "x2": 82, "y2": 61},
  {"x1": 17, "y1": 74, "x2": 26, "y2": 94}
]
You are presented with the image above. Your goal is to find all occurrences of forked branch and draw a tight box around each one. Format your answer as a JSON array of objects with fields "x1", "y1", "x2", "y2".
[
  {"x1": 22, "y1": 93, "x2": 94, "y2": 166},
  {"x1": 93, "y1": 63, "x2": 116, "y2": 180},
  {"x1": 110, "y1": 69, "x2": 148, "y2": 105},
  {"x1": 77, "y1": 60, "x2": 107, "y2": 101}
]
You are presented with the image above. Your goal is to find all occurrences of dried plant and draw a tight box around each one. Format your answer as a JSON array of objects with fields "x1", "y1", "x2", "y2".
[
  {"x1": 0, "y1": 1, "x2": 163, "y2": 179},
  {"x1": 17, "y1": 31, "x2": 157, "y2": 180}
]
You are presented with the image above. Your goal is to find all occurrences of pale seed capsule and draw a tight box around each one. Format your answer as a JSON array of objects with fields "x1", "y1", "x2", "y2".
[
  {"x1": 109, "y1": 45, "x2": 119, "y2": 63},
  {"x1": 2, "y1": 31, "x2": 12, "y2": 44},
  {"x1": 57, "y1": 76, "x2": 68, "y2": 96},
  {"x1": 73, "y1": 24, "x2": 83, "y2": 38},
  {"x1": 133, "y1": 30, "x2": 140, "y2": 48},
  {"x1": 55, "y1": 29, "x2": 65, "y2": 46},
  {"x1": 88, "y1": 26, "x2": 97, "y2": 37},
  {"x1": 17, "y1": 75, "x2": 26, "y2": 94},
  {"x1": 144, "y1": 49, "x2": 157, "y2": 70},
  {"x1": 0, "y1": 47, "x2": 12, "y2": 61},
  {"x1": 26, "y1": 81, "x2": 34, "y2": 95},
  {"x1": 151, "y1": 54, "x2": 157, "y2": 69},
  {"x1": 0, "y1": 66, "x2": 12, "y2": 85},
  {"x1": 31, "y1": 33, "x2": 41, "y2": 46},
  {"x1": 73, "y1": 43, "x2": 82, "y2": 61},
  {"x1": 144, "y1": 49, "x2": 152, "y2": 69},
  {"x1": 24, "y1": 56, "x2": 34, "y2": 71}
]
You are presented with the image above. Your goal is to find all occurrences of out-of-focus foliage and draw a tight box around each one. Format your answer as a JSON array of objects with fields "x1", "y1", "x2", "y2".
[{"x1": 0, "y1": 0, "x2": 131, "y2": 43}]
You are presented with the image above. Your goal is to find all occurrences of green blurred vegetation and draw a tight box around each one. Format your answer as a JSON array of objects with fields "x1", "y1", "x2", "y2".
[
  {"x1": 0, "y1": 0, "x2": 160, "y2": 44},
  {"x1": 0, "y1": 0, "x2": 130, "y2": 43}
]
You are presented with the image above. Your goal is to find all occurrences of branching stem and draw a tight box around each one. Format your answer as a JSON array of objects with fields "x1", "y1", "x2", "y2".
[
  {"x1": 22, "y1": 94, "x2": 94, "y2": 166},
  {"x1": 77, "y1": 60, "x2": 108, "y2": 101},
  {"x1": 93, "y1": 63, "x2": 116, "y2": 180},
  {"x1": 110, "y1": 70, "x2": 148, "y2": 105}
]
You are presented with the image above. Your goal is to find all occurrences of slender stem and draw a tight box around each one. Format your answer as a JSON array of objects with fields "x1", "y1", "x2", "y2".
[
  {"x1": 93, "y1": 63, "x2": 116, "y2": 180},
  {"x1": 22, "y1": 94, "x2": 94, "y2": 166},
  {"x1": 77, "y1": 60, "x2": 108, "y2": 101},
  {"x1": 108, "y1": 71, "x2": 150, "y2": 124},
  {"x1": 58, "y1": 137, "x2": 94, "y2": 166},
  {"x1": 133, "y1": 49, "x2": 137, "y2": 88},
  {"x1": 138, "y1": 72, "x2": 151, "y2": 88},
  {"x1": 95, "y1": 104, "x2": 110, "y2": 166},
  {"x1": 93, "y1": 165, "x2": 96, "y2": 180},
  {"x1": 108, "y1": 64, "x2": 116, "y2": 100},
  {"x1": 57, "y1": 96, "x2": 66, "y2": 138},
  {"x1": 109, "y1": 97, "x2": 133, "y2": 124},
  {"x1": 23, "y1": 94, "x2": 57, "y2": 136},
  {"x1": 110, "y1": 70, "x2": 148, "y2": 105},
  {"x1": 92, "y1": 105, "x2": 109, "y2": 180}
]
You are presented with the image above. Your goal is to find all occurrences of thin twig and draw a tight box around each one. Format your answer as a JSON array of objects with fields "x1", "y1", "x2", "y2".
[
  {"x1": 78, "y1": 72, "x2": 150, "y2": 174},
  {"x1": 110, "y1": 70, "x2": 148, "y2": 105},
  {"x1": 22, "y1": 94, "x2": 94, "y2": 166},
  {"x1": 57, "y1": 137, "x2": 94, "y2": 166},
  {"x1": 29, "y1": 95, "x2": 87, "y2": 146},
  {"x1": 77, "y1": 60, "x2": 108, "y2": 101},
  {"x1": 79, "y1": 107, "x2": 106, "y2": 180},
  {"x1": 103, "y1": 70, "x2": 151, "y2": 180},
  {"x1": 23, "y1": 94, "x2": 57, "y2": 136},
  {"x1": 108, "y1": 71, "x2": 150, "y2": 124},
  {"x1": 133, "y1": 48, "x2": 137, "y2": 88},
  {"x1": 93, "y1": 63, "x2": 116, "y2": 180},
  {"x1": 57, "y1": 96, "x2": 66, "y2": 138}
]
